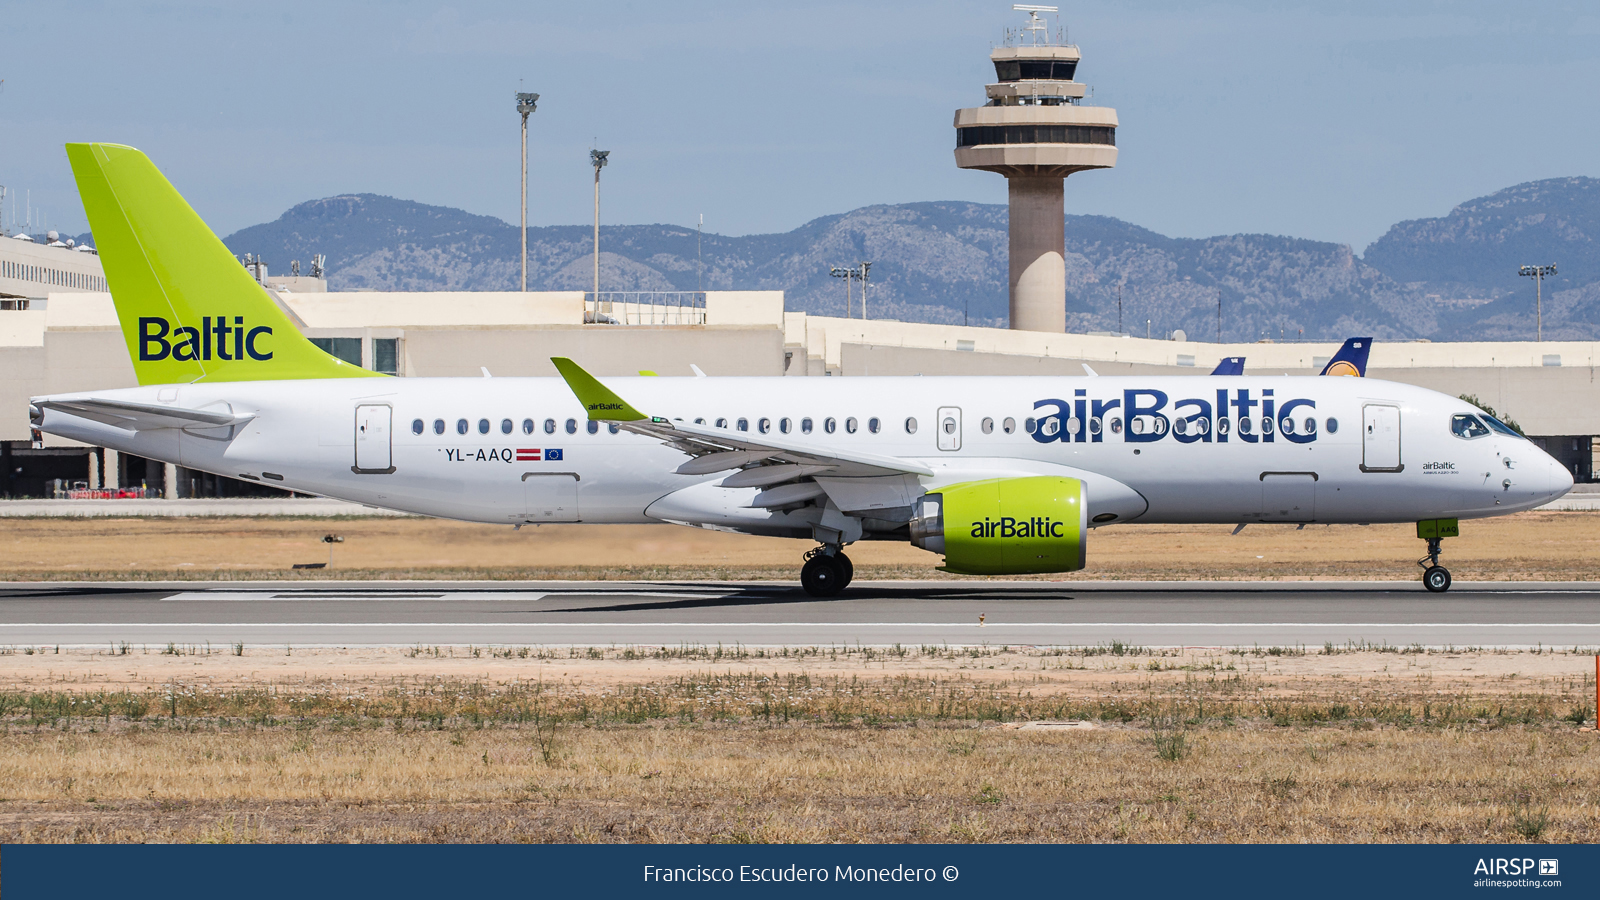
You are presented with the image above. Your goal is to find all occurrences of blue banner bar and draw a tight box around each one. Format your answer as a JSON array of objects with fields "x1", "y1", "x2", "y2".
[{"x1": 3, "y1": 844, "x2": 1590, "y2": 898}]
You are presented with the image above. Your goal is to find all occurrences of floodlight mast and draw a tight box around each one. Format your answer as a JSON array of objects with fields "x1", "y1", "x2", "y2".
[
  {"x1": 1519, "y1": 263, "x2": 1557, "y2": 341},
  {"x1": 591, "y1": 149, "x2": 610, "y2": 305},
  {"x1": 516, "y1": 92, "x2": 539, "y2": 292}
]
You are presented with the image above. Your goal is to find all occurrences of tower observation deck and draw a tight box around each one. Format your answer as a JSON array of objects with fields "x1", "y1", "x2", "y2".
[{"x1": 955, "y1": 6, "x2": 1117, "y2": 332}]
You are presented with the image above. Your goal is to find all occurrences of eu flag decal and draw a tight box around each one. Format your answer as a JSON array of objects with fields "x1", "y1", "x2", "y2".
[{"x1": 545, "y1": 449, "x2": 563, "y2": 461}]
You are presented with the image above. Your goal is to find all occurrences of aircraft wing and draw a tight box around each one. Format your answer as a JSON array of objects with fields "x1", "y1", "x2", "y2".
[
  {"x1": 549, "y1": 357, "x2": 933, "y2": 483},
  {"x1": 33, "y1": 398, "x2": 254, "y2": 432}
]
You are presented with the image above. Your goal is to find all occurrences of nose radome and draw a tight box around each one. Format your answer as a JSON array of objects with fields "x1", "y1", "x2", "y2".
[{"x1": 1550, "y1": 453, "x2": 1575, "y2": 498}]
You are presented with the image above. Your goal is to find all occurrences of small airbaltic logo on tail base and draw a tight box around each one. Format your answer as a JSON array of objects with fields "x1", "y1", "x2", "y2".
[{"x1": 139, "y1": 316, "x2": 273, "y2": 362}]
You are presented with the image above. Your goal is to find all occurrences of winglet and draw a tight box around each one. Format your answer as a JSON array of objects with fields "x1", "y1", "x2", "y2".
[
  {"x1": 1210, "y1": 356, "x2": 1246, "y2": 376},
  {"x1": 550, "y1": 358, "x2": 647, "y2": 421}
]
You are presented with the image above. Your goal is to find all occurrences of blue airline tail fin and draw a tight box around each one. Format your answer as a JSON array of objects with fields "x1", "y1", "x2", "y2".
[
  {"x1": 1319, "y1": 338, "x2": 1373, "y2": 377},
  {"x1": 1210, "y1": 357, "x2": 1246, "y2": 376}
]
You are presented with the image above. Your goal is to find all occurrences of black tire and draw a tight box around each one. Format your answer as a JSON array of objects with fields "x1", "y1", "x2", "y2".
[
  {"x1": 1423, "y1": 565, "x2": 1452, "y2": 593},
  {"x1": 836, "y1": 553, "x2": 854, "y2": 588},
  {"x1": 801, "y1": 554, "x2": 845, "y2": 597}
]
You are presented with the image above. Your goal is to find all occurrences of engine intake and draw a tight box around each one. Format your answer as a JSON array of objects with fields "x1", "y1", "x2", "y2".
[{"x1": 909, "y1": 476, "x2": 1087, "y2": 575}]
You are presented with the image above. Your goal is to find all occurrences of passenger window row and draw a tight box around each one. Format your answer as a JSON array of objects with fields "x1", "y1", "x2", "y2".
[
  {"x1": 410, "y1": 417, "x2": 620, "y2": 436},
  {"x1": 1018, "y1": 415, "x2": 1341, "y2": 438}
]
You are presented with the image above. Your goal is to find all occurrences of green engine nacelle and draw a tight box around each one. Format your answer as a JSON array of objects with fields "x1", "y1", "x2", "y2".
[{"x1": 908, "y1": 476, "x2": 1087, "y2": 575}]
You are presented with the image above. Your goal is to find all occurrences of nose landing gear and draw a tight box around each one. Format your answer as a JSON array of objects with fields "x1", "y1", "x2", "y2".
[
  {"x1": 1416, "y1": 518, "x2": 1459, "y2": 593},
  {"x1": 800, "y1": 546, "x2": 853, "y2": 597}
]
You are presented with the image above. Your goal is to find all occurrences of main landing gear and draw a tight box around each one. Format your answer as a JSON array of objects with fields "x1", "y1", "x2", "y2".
[
  {"x1": 800, "y1": 546, "x2": 853, "y2": 598},
  {"x1": 1416, "y1": 518, "x2": 1459, "y2": 593}
]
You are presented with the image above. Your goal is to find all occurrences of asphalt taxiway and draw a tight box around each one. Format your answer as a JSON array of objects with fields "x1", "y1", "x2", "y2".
[{"x1": 1, "y1": 580, "x2": 1596, "y2": 648}]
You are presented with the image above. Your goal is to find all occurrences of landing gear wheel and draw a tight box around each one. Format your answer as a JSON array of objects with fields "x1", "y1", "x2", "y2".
[
  {"x1": 800, "y1": 554, "x2": 846, "y2": 597},
  {"x1": 1422, "y1": 565, "x2": 1452, "y2": 593},
  {"x1": 835, "y1": 553, "x2": 854, "y2": 588}
]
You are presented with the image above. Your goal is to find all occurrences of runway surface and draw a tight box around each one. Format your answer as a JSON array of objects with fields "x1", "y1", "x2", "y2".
[{"x1": 1, "y1": 580, "x2": 1598, "y2": 648}]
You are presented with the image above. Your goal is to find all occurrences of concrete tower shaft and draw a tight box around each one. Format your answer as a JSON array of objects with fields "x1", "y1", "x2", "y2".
[{"x1": 954, "y1": 22, "x2": 1117, "y2": 332}]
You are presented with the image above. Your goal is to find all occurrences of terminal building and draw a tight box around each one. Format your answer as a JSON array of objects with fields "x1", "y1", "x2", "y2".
[{"x1": 2, "y1": 8, "x2": 1596, "y2": 501}]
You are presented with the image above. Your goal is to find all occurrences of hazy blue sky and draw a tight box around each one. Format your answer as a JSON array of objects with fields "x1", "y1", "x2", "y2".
[{"x1": 5, "y1": 1, "x2": 1598, "y2": 250}]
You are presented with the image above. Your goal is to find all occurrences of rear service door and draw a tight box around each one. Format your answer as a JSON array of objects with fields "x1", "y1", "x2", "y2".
[
  {"x1": 937, "y1": 406, "x2": 962, "y2": 451},
  {"x1": 353, "y1": 404, "x2": 394, "y2": 473},
  {"x1": 1361, "y1": 404, "x2": 1402, "y2": 472}
]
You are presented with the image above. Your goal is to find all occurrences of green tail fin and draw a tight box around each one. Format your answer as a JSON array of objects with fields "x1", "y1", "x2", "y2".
[{"x1": 65, "y1": 142, "x2": 381, "y2": 385}]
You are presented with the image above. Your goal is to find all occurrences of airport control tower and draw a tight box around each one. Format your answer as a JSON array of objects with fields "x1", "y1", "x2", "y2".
[{"x1": 955, "y1": 6, "x2": 1118, "y2": 332}]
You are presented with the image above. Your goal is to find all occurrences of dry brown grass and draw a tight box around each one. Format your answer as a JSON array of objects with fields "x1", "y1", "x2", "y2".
[
  {"x1": 2, "y1": 509, "x2": 1599, "y2": 582},
  {"x1": 0, "y1": 645, "x2": 1595, "y2": 843}
]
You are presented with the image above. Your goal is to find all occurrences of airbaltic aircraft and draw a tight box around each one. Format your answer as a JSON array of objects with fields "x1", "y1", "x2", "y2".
[{"x1": 31, "y1": 144, "x2": 1573, "y2": 595}]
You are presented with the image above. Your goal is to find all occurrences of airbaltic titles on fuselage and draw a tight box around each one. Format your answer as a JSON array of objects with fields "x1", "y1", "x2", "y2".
[{"x1": 1031, "y1": 388, "x2": 1321, "y2": 444}]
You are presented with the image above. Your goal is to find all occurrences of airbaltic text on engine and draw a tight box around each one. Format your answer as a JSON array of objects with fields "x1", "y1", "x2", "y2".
[
  {"x1": 1030, "y1": 388, "x2": 1318, "y2": 443},
  {"x1": 138, "y1": 316, "x2": 273, "y2": 361}
]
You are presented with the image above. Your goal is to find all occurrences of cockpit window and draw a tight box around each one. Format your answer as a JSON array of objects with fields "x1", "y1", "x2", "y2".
[
  {"x1": 1481, "y1": 414, "x2": 1524, "y2": 439},
  {"x1": 1451, "y1": 414, "x2": 1490, "y2": 439}
]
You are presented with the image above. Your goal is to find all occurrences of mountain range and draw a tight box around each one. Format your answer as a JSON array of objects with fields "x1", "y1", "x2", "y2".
[{"x1": 214, "y1": 176, "x2": 1600, "y2": 342}]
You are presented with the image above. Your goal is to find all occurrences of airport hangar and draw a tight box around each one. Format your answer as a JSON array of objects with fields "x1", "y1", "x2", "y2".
[{"x1": 2, "y1": 240, "x2": 1599, "y2": 501}]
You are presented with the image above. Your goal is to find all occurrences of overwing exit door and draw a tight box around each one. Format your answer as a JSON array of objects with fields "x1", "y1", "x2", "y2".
[
  {"x1": 353, "y1": 404, "x2": 394, "y2": 474},
  {"x1": 937, "y1": 406, "x2": 962, "y2": 451},
  {"x1": 1361, "y1": 404, "x2": 1403, "y2": 472}
]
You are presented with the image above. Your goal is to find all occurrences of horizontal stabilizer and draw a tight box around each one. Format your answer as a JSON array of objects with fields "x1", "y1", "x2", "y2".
[{"x1": 36, "y1": 397, "x2": 254, "y2": 432}]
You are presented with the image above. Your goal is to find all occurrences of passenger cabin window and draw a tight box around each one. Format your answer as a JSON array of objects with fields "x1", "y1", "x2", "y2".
[
  {"x1": 801, "y1": 417, "x2": 813, "y2": 434},
  {"x1": 905, "y1": 417, "x2": 918, "y2": 434},
  {"x1": 1024, "y1": 417, "x2": 1037, "y2": 434},
  {"x1": 412, "y1": 418, "x2": 424, "y2": 435},
  {"x1": 523, "y1": 419, "x2": 535, "y2": 435},
  {"x1": 1452, "y1": 414, "x2": 1490, "y2": 439},
  {"x1": 1326, "y1": 418, "x2": 1339, "y2": 434},
  {"x1": 456, "y1": 419, "x2": 469, "y2": 435},
  {"x1": 981, "y1": 417, "x2": 994, "y2": 434},
  {"x1": 779, "y1": 417, "x2": 791, "y2": 434},
  {"x1": 844, "y1": 417, "x2": 856, "y2": 434},
  {"x1": 566, "y1": 418, "x2": 578, "y2": 434},
  {"x1": 716, "y1": 418, "x2": 729, "y2": 429},
  {"x1": 500, "y1": 418, "x2": 513, "y2": 435},
  {"x1": 737, "y1": 418, "x2": 749, "y2": 432},
  {"x1": 608, "y1": 423, "x2": 620, "y2": 434},
  {"x1": 759, "y1": 418, "x2": 772, "y2": 434},
  {"x1": 1003, "y1": 417, "x2": 1016, "y2": 434},
  {"x1": 587, "y1": 421, "x2": 599, "y2": 435},
  {"x1": 433, "y1": 419, "x2": 446, "y2": 435},
  {"x1": 867, "y1": 417, "x2": 881, "y2": 434},
  {"x1": 478, "y1": 418, "x2": 491, "y2": 435},
  {"x1": 544, "y1": 419, "x2": 556, "y2": 434}
]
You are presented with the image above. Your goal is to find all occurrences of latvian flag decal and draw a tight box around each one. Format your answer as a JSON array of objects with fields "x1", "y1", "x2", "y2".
[{"x1": 516, "y1": 448, "x2": 541, "y2": 461}]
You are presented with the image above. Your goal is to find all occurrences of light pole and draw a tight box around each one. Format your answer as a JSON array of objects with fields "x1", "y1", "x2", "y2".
[
  {"x1": 829, "y1": 266, "x2": 855, "y2": 318},
  {"x1": 1216, "y1": 287, "x2": 1221, "y2": 343},
  {"x1": 591, "y1": 149, "x2": 609, "y2": 309},
  {"x1": 859, "y1": 261, "x2": 871, "y2": 320},
  {"x1": 516, "y1": 92, "x2": 539, "y2": 292},
  {"x1": 1519, "y1": 263, "x2": 1557, "y2": 341}
]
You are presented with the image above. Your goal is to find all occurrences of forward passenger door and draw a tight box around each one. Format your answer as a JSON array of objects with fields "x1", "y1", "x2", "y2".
[{"x1": 1361, "y1": 404, "x2": 1403, "y2": 472}]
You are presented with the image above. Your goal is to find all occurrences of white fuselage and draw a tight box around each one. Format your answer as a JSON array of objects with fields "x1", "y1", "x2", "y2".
[{"x1": 33, "y1": 374, "x2": 1571, "y2": 538}]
